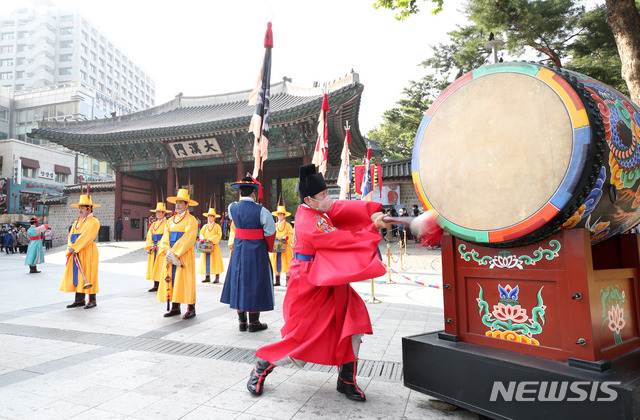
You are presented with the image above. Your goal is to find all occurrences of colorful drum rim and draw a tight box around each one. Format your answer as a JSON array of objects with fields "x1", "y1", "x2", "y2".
[{"x1": 411, "y1": 62, "x2": 592, "y2": 245}]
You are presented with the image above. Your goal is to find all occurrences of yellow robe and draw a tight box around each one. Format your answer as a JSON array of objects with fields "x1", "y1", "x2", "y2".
[
  {"x1": 144, "y1": 218, "x2": 168, "y2": 281},
  {"x1": 198, "y1": 222, "x2": 224, "y2": 275},
  {"x1": 60, "y1": 215, "x2": 100, "y2": 294},
  {"x1": 228, "y1": 221, "x2": 236, "y2": 259},
  {"x1": 270, "y1": 220, "x2": 294, "y2": 274},
  {"x1": 157, "y1": 212, "x2": 198, "y2": 304}
]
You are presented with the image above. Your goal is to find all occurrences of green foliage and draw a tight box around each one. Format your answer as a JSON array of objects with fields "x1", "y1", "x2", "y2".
[
  {"x1": 373, "y1": 0, "x2": 444, "y2": 19},
  {"x1": 564, "y1": 4, "x2": 628, "y2": 96},
  {"x1": 272, "y1": 178, "x2": 300, "y2": 219}
]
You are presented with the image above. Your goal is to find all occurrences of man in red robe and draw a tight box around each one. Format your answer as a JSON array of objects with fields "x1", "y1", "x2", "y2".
[{"x1": 247, "y1": 164, "x2": 389, "y2": 402}]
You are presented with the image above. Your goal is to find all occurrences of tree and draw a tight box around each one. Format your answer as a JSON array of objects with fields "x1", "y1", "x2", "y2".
[{"x1": 374, "y1": 0, "x2": 640, "y2": 103}]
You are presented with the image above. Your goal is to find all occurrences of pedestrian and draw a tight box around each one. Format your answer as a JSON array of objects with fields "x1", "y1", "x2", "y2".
[
  {"x1": 144, "y1": 202, "x2": 171, "y2": 292},
  {"x1": 61, "y1": 191, "x2": 101, "y2": 309},
  {"x1": 17, "y1": 227, "x2": 28, "y2": 253},
  {"x1": 115, "y1": 216, "x2": 123, "y2": 241},
  {"x1": 198, "y1": 206, "x2": 224, "y2": 284},
  {"x1": 11, "y1": 229, "x2": 18, "y2": 253},
  {"x1": 0, "y1": 227, "x2": 5, "y2": 252},
  {"x1": 270, "y1": 202, "x2": 293, "y2": 287},
  {"x1": 220, "y1": 175, "x2": 276, "y2": 332},
  {"x1": 25, "y1": 217, "x2": 48, "y2": 273},
  {"x1": 3, "y1": 228, "x2": 14, "y2": 254},
  {"x1": 157, "y1": 188, "x2": 199, "y2": 319},
  {"x1": 44, "y1": 227, "x2": 53, "y2": 250},
  {"x1": 247, "y1": 164, "x2": 388, "y2": 401}
]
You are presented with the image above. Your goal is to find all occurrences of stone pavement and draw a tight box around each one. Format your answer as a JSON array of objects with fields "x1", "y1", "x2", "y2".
[{"x1": 0, "y1": 239, "x2": 479, "y2": 420}]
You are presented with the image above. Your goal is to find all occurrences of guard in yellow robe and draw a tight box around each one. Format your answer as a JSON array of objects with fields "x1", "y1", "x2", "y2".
[
  {"x1": 157, "y1": 189, "x2": 199, "y2": 319},
  {"x1": 198, "y1": 207, "x2": 224, "y2": 283},
  {"x1": 270, "y1": 204, "x2": 294, "y2": 286},
  {"x1": 61, "y1": 193, "x2": 101, "y2": 309},
  {"x1": 144, "y1": 203, "x2": 171, "y2": 292}
]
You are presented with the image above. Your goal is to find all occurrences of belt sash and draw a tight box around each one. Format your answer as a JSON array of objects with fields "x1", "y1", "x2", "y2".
[
  {"x1": 235, "y1": 228, "x2": 264, "y2": 240},
  {"x1": 168, "y1": 231, "x2": 184, "y2": 286},
  {"x1": 293, "y1": 252, "x2": 315, "y2": 261},
  {"x1": 29, "y1": 236, "x2": 42, "y2": 241},
  {"x1": 70, "y1": 233, "x2": 81, "y2": 287}
]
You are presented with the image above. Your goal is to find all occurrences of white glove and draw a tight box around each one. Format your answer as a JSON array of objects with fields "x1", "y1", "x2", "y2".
[{"x1": 165, "y1": 249, "x2": 182, "y2": 267}]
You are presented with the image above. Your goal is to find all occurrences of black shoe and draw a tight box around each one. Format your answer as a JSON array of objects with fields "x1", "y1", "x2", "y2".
[
  {"x1": 202, "y1": 277, "x2": 211, "y2": 283},
  {"x1": 337, "y1": 361, "x2": 366, "y2": 401},
  {"x1": 163, "y1": 308, "x2": 181, "y2": 317},
  {"x1": 66, "y1": 300, "x2": 85, "y2": 308},
  {"x1": 247, "y1": 359, "x2": 275, "y2": 396},
  {"x1": 274, "y1": 275, "x2": 280, "y2": 286},
  {"x1": 148, "y1": 287, "x2": 158, "y2": 292},
  {"x1": 84, "y1": 301, "x2": 97, "y2": 309},
  {"x1": 30, "y1": 270, "x2": 41, "y2": 274},
  {"x1": 212, "y1": 275, "x2": 220, "y2": 284},
  {"x1": 248, "y1": 312, "x2": 267, "y2": 332},
  {"x1": 238, "y1": 311, "x2": 247, "y2": 331},
  {"x1": 183, "y1": 304, "x2": 196, "y2": 319}
]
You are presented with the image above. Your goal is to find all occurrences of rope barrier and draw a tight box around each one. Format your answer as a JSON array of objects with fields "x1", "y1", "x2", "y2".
[{"x1": 381, "y1": 262, "x2": 445, "y2": 290}]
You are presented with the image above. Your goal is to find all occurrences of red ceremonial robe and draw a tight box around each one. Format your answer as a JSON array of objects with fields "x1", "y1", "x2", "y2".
[{"x1": 256, "y1": 200, "x2": 386, "y2": 367}]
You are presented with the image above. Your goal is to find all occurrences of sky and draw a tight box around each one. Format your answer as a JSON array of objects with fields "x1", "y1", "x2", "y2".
[{"x1": 9, "y1": 0, "x2": 471, "y2": 134}]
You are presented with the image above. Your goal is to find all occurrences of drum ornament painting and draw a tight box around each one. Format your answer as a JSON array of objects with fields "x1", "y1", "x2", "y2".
[{"x1": 412, "y1": 61, "x2": 640, "y2": 247}]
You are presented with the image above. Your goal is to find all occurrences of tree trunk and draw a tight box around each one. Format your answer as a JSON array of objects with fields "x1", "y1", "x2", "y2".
[{"x1": 605, "y1": 0, "x2": 640, "y2": 105}]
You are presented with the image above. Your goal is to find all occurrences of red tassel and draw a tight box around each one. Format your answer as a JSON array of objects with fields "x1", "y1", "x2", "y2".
[
  {"x1": 86, "y1": 184, "x2": 91, "y2": 198},
  {"x1": 321, "y1": 94, "x2": 329, "y2": 111},
  {"x1": 264, "y1": 22, "x2": 273, "y2": 48}
]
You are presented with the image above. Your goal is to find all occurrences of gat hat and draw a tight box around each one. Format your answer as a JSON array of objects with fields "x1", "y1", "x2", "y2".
[
  {"x1": 231, "y1": 176, "x2": 260, "y2": 190},
  {"x1": 167, "y1": 189, "x2": 198, "y2": 207},
  {"x1": 203, "y1": 208, "x2": 220, "y2": 218},
  {"x1": 272, "y1": 205, "x2": 291, "y2": 217},
  {"x1": 297, "y1": 164, "x2": 327, "y2": 198},
  {"x1": 29, "y1": 217, "x2": 39, "y2": 226},
  {"x1": 71, "y1": 194, "x2": 101, "y2": 208},
  {"x1": 150, "y1": 202, "x2": 172, "y2": 214}
]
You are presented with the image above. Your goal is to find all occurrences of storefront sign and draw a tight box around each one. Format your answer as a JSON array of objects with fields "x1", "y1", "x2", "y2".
[
  {"x1": 38, "y1": 169, "x2": 55, "y2": 180},
  {"x1": 13, "y1": 157, "x2": 21, "y2": 185}
]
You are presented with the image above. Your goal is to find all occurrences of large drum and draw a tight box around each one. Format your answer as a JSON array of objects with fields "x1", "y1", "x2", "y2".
[{"x1": 412, "y1": 61, "x2": 640, "y2": 247}]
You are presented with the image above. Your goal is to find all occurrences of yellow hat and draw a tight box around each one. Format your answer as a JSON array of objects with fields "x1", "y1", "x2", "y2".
[
  {"x1": 272, "y1": 205, "x2": 291, "y2": 217},
  {"x1": 150, "y1": 202, "x2": 172, "y2": 213},
  {"x1": 203, "y1": 207, "x2": 220, "y2": 218},
  {"x1": 70, "y1": 194, "x2": 101, "y2": 208},
  {"x1": 167, "y1": 189, "x2": 198, "y2": 207}
]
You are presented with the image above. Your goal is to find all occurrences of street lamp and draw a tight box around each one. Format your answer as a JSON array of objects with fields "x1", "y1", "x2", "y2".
[{"x1": 485, "y1": 32, "x2": 504, "y2": 64}]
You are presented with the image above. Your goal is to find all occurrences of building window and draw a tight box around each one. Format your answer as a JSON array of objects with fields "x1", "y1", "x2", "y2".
[
  {"x1": 82, "y1": 31, "x2": 88, "y2": 41},
  {"x1": 1, "y1": 33, "x2": 14, "y2": 40},
  {"x1": 0, "y1": 72, "x2": 12, "y2": 80},
  {"x1": 90, "y1": 64, "x2": 96, "y2": 74},
  {"x1": 55, "y1": 172, "x2": 68, "y2": 183},
  {"x1": 58, "y1": 67, "x2": 72, "y2": 75},
  {"x1": 0, "y1": 59, "x2": 13, "y2": 66},
  {"x1": 80, "y1": 70, "x2": 87, "y2": 81},
  {"x1": 0, "y1": 46, "x2": 13, "y2": 53},
  {"x1": 130, "y1": 219, "x2": 140, "y2": 229},
  {"x1": 59, "y1": 40, "x2": 72, "y2": 48},
  {"x1": 0, "y1": 108, "x2": 7, "y2": 121},
  {"x1": 16, "y1": 57, "x2": 25, "y2": 65},
  {"x1": 15, "y1": 70, "x2": 24, "y2": 79},
  {"x1": 59, "y1": 53, "x2": 72, "y2": 62},
  {"x1": 81, "y1": 44, "x2": 87, "y2": 54},
  {"x1": 16, "y1": 44, "x2": 28, "y2": 52},
  {"x1": 60, "y1": 27, "x2": 73, "y2": 35},
  {"x1": 22, "y1": 167, "x2": 36, "y2": 178}
]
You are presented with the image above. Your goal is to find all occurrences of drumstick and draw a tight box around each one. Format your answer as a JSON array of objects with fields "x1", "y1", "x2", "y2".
[{"x1": 382, "y1": 211, "x2": 438, "y2": 237}]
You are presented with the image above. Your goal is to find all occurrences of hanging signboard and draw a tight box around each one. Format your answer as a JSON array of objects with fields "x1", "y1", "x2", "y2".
[
  {"x1": 168, "y1": 138, "x2": 223, "y2": 159},
  {"x1": 0, "y1": 178, "x2": 7, "y2": 214},
  {"x1": 13, "y1": 156, "x2": 21, "y2": 185}
]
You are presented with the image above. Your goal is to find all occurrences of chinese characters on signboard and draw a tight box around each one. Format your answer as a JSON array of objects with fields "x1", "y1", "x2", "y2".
[
  {"x1": 168, "y1": 138, "x2": 223, "y2": 159},
  {"x1": 0, "y1": 178, "x2": 7, "y2": 214},
  {"x1": 13, "y1": 157, "x2": 21, "y2": 185},
  {"x1": 38, "y1": 169, "x2": 55, "y2": 180}
]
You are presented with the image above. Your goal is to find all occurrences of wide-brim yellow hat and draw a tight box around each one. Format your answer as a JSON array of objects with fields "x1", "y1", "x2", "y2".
[
  {"x1": 203, "y1": 207, "x2": 220, "y2": 218},
  {"x1": 166, "y1": 189, "x2": 198, "y2": 207},
  {"x1": 272, "y1": 205, "x2": 291, "y2": 217},
  {"x1": 150, "y1": 202, "x2": 172, "y2": 214},
  {"x1": 70, "y1": 194, "x2": 101, "y2": 208}
]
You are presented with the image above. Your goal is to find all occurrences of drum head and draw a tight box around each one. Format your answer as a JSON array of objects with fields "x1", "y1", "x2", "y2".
[{"x1": 414, "y1": 64, "x2": 591, "y2": 244}]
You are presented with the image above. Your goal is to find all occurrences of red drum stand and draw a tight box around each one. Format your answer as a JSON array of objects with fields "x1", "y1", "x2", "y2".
[{"x1": 403, "y1": 229, "x2": 640, "y2": 419}]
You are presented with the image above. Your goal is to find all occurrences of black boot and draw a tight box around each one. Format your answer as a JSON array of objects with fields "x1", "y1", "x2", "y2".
[
  {"x1": 202, "y1": 275, "x2": 211, "y2": 283},
  {"x1": 248, "y1": 312, "x2": 268, "y2": 332},
  {"x1": 84, "y1": 294, "x2": 97, "y2": 309},
  {"x1": 183, "y1": 304, "x2": 196, "y2": 319},
  {"x1": 337, "y1": 360, "x2": 366, "y2": 402},
  {"x1": 247, "y1": 359, "x2": 275, "y2": 396},
  {"x1": 164, "y1": 302, "x2": 181, "y2": 317},
  {"x1": 29, "y1": 265, "x2": 40, "y2": 273},
  {"x1": 66, "y1": 293, "x2": 85, "y2": 308},
  {"x1": 213, "y1": 274, "x2": 220, "y2": 284},
  {"x1": 238, "y1": 311, "x2": 247, "y2": 331},
  {"x1": 148, "y1": 281, "x2": 159, "y2": 292},
  {"x1": 274, "y1": 275, "x2": 280, "y2": 286}
]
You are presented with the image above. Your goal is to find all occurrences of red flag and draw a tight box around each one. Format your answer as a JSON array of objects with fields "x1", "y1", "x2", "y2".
[{"x1": 311, "y1": 93, "x2": 329, "y2": 175}]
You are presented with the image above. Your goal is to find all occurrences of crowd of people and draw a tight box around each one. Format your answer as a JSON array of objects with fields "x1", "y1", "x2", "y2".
[
  {"x1": 1, "y1": 224, "x2": 54, "y2": 254},
  {"x1": 8, "y1": 163, "x2": 439, "y2": 403}
]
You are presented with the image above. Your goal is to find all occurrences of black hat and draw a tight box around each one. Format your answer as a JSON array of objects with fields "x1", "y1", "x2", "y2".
[
  {"x1": 297, "y1": 164, "x2": 327, "y2": 199},
  {"x1": 231, "y1": 176, "x2": 260, "y2": 190},
  {"x1": 29, "y1": 217, "x2": 38, "y2": 226}
]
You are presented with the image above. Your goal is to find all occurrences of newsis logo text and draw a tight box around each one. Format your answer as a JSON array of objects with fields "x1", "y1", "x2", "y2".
[{"x1": 490, "y1": 381, "x2": 620, "y2": 402}]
